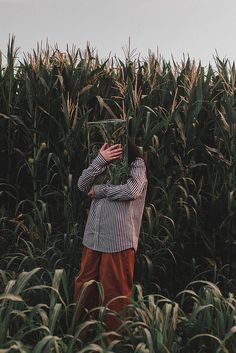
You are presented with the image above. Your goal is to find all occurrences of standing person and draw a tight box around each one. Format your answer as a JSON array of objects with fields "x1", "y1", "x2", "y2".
[{"x1": 74, "y1": 139, "x2": 148, "y2": 333}]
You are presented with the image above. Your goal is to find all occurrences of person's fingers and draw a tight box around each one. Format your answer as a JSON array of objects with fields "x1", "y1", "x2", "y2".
[
  {"x1": 100, "y1": 143, "x2": 109, "y2": 152},
  {"x1": 109, "y1": 155, "x2": 123, "y2": 160},
  {"x1": 107, "y1": 144, "x2": 121, "y2": 151},
  {"x1": 109, "y1": 149, "x2": 122, "y2": 154},
  {"x1": 109, "y1": 152, "x2": 123, "y2": 158},
  {"x1": 108, "y1": 147, "x2": 123, "y2": 154},
  {"x1": 88, "y1": 185, "x2": 95, "y2": 197},
  {"x1": 109, "y1": 152, "x2": 123, "y2": 159},
  {"x1": 109, "y1": 148, "x2": 122, "y2": 154}
]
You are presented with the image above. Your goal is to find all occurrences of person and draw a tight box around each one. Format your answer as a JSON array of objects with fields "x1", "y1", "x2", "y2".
[{"x1": 73, "y1": 139, "x2": 148, "y2": 335}]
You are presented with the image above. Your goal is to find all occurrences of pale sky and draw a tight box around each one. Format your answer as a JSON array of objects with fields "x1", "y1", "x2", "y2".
[{"x1": 0, "y1": 0, "x2": 235, "y2": 66}]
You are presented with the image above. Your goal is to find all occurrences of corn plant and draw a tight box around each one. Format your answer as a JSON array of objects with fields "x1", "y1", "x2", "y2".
[{"x1": 1, "y1": 37, "x2": 236, "y2": 351}]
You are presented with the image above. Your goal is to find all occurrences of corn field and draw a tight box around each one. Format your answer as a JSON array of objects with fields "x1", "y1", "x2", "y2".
[{"x1": 0, "y1": 37, "x2": 236, "y2": 352}]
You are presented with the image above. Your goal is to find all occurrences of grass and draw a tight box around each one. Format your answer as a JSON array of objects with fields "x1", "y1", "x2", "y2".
[{"x1": 0, "y1": 269, "x2": 236, "y2": 352}]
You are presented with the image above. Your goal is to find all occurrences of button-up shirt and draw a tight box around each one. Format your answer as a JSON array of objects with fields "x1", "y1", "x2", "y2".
[{"x1": 77, "y1": 153, "x2": 148, "y2": 252}]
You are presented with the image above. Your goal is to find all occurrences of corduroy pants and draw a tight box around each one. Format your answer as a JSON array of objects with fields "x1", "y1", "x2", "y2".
[{"x1": 73, "y1": 246, "x2": 135, "y2": 332}]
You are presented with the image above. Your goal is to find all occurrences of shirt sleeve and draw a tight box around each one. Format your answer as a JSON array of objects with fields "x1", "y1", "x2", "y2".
[
  {"x1": 77, "y1": 153, "x2": 108, "y2": 193},
  {"x1": 93, "y1": 158, "x2": 147, "y2": 201}
]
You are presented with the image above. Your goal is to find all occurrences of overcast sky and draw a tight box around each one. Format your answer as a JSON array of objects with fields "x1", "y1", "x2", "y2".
[{"x1": 0, "y1": 0, "x2": 235, "y2": 66}]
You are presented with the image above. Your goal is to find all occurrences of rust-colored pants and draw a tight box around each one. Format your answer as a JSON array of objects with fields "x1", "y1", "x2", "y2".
[{"x1": 73, "y1": 246, "x2": 135, "y2": 331}]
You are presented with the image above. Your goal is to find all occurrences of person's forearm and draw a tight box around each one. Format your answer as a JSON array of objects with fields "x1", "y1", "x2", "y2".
[
  {"x1": 93, "y1": 158, "x2": 147, "y2": 201},
  {"x1": 77, "y1": 154, "x2": 108, "y2": 193},
  {"x1": 94, "y1": 179, "x2": 146, "y2": 200}
]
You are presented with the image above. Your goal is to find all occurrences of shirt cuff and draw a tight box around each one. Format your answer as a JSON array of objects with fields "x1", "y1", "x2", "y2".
[
  {"x1": 92, "y1": 153, "x2": 108, "y2": 168},
  {"x1": 94, "y1": 184, "x2": 107, "y2": 198}
]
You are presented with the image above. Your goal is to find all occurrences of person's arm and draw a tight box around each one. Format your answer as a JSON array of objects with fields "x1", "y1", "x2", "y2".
[
  {"x1": 77, "y1": 153, "x2": 108, "y2": 193},
  {"x1": 93, "y1": 158, "x2": 147, "y2": 201},
  {"x1": 78, "y1": 143, "x2": 123, "y2": 194}
]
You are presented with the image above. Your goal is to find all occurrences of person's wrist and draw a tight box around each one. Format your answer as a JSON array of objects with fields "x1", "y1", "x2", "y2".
[
  {"x1": 99, "y1": 152, "x2": 107, "y2": 161},
  {"x1": 94, "y1": 184, "x2": 106, "y2": 198},
  {"x1": 96, "y1": 152, "x2": 109, "y2": 165},
  {"x1": 98, "y1": 152, "x2": 109, "y2": 163}
]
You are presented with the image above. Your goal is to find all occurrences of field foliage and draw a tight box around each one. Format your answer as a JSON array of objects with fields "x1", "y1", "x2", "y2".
[{"x1": 0, "y1": 38, "x2": 236, "y2": 352}]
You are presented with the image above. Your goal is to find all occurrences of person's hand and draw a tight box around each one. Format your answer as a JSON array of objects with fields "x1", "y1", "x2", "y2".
[
  {"x1": 99, "y1": 143, "x2": 123, "y2": 162},
  {"x1": 88, "y1": 185, "x2": 95, "y2": 198}
]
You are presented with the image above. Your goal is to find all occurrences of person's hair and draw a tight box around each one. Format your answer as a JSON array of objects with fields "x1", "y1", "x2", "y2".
[
  {"x1": 127, "y1": 137, "x2": 150, "y2": 199},
  {"x1": 128, "y1": 137, "x2": 144, "y2": 165}
]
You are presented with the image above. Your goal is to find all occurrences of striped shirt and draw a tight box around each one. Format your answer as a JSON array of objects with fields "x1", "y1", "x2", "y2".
[{"x1": 77, "y1": 153, "x2": 148, "y2": 252}]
